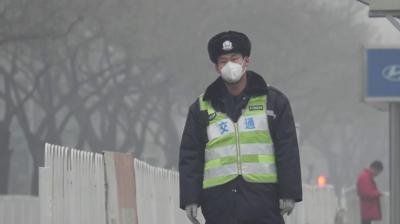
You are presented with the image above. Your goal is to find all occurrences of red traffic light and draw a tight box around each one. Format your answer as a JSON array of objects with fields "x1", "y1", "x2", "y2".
[{"x1": 317, "y1": 175, "x2": 328, "y2": 187}]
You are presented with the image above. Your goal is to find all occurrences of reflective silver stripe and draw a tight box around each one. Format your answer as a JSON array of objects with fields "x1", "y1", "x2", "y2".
[
  {"x1": 205, "y1": 144, "x2": 274, "y2": 161},
  {"x1": 241, "y1": 144, "x2": 274, "y2": 155},
  {"x1": 204, "y1": 163, "x2": 238, "y2": 180},
  {"x1": 204, "y1": 162, "x2": 276, "y2": 180},
  {"x1": 207, "y1": 118, "x2": 235, "y2": 141},
  {"x1": 267, "y1": 110, "x2": 276, "y2": 119},
  {"x1": 241, "y1": 163, "x2": 277, "y2": 175},
  {"x1": 205, "y1": 145, "x2": 236, "y2": 161},
  {"x1": 237, "y1": 114, "x2": 268, "y2": 133}
]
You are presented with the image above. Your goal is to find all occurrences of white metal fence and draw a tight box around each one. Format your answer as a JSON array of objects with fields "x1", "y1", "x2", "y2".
[
  {"x1": 0, "y1": 195, "x2": 39, "y2": 224},
  {"x1": 134, "y1": 159, "x2": 341, "y2": 224},
  {"x1": 36, "y1": 143, "x2": 389, "y2": 224},
  {"x1": 283, "y1": 185, "x2": 338, "y2": 224},
  {"x1": 40, "y1": 143, "x2": 106, "y2": 224},
  {"x1": 341, "y1": 186, "x2": 390, "y2": 224},
  {"x1": 134, "y1": 159, "x2": 204, "y2": 224}
]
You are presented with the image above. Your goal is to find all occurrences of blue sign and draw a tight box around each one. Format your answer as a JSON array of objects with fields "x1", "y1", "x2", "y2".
[{"x1": 366, "y1": 48, "x2": 400, "y2": 101}]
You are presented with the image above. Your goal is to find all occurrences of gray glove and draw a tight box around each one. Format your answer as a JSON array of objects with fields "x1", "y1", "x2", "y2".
[
  {"x1": 185, "y1": 204, "x2": 200, "y2": 224},
  {"x1": 279, "y1": 199, "x2": 295, "y2": 216}
]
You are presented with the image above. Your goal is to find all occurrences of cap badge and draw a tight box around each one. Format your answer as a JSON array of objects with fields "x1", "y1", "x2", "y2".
[{"x1": 222, "y1": 40, "x2": 233, "y2": 51}]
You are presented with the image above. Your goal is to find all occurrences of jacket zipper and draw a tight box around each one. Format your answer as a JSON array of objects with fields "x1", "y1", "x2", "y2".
[{"x1": 234, "y1": 122, "x2": 242, "y2": 175}]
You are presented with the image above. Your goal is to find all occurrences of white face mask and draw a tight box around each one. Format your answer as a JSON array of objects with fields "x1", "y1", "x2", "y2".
[{"x1": 220, "y1": 61, "x2": 246, "y2": 84}]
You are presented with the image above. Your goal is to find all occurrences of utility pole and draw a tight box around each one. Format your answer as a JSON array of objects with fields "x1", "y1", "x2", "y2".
[{"x1": 358, "y1": 2, "x2": 400, "y2": 220}]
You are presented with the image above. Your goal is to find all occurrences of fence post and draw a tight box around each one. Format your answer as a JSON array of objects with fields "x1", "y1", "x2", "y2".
[
  {"x1": 39, "y1": 167, "x2": 51, "y2": 224},
  {"x1": 104, "y1": 152, "x2": 138, "y2": 224}
]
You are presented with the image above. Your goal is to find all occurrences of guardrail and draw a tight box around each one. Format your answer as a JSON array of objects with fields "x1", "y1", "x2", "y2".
[
  {"x1": 39, "y1": 143, "x2": 382, "y2": 224},
  {"x1": 40, "y1": 143, "x2": 106, "y2": 224},
  {"x1": 341, "y1": 186, "x2": 390, "y2": 224},
  {"x1": 0, "y1": 195, "x2": 39, "y2": 224}
]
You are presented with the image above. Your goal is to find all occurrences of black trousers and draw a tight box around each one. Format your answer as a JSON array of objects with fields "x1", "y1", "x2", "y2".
[
  {"x1": 361, "y1": 220, "x2": 371, "y2": 224},
  {"x1": 201, "y1": 177, "x2": 284, "y2": 224}
]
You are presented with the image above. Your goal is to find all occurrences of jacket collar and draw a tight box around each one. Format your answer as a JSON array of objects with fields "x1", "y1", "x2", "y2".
[
  {"x1": 364, "y1": 168, "x2": 377, "y2": 180},
  {"x1": 203, "y1": 70, "x2": 268, "y2": 101}
]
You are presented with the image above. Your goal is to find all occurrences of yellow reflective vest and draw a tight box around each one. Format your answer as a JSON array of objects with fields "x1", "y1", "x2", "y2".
[{"x1": 199, "y1": 94, "x2": 277, "y2": 189}]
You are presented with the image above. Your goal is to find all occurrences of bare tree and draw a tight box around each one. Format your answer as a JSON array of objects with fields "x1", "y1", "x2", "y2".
[
  {"x1": 0, "y1": 63, "x2": 15, "y2": 193},
  {"x1": 0, "y1": 0, "x2": 86, "y2": 46},
  {"x1": 1, "y1": 10, "x2": 181, "y2": 193}
]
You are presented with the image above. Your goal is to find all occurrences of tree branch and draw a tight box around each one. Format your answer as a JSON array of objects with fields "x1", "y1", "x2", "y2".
[{"x1": 0, "y1": 14, "x2": 83, "y2": 46}]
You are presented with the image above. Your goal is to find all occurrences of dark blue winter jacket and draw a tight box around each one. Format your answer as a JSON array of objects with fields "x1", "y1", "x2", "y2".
[{"x1": 179, "y1": 71, "x2": 302, "y2": 224}]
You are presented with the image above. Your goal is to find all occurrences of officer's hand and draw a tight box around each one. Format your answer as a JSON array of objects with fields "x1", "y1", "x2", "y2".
[
  {"x1": 185, "y1": 204, "x2": 200, "y2": 224},
  {"x1": 279, "y1": 199, "x2": 295, "y2": 216}
]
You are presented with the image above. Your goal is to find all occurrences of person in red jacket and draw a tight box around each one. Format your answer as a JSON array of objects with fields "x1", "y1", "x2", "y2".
[{"x1": 356, "y1": 160, "x2": 384, "y2": 224}]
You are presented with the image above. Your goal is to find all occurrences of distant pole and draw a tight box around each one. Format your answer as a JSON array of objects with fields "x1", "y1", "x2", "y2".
[
  {"x1": 355, "y1": 1, "x2": 400, "y2": 223},
  {"x1": 356, "y1": 0, "x2": 400, "y2": 32},
  {"x1": 386, "y1": 15, "x2": 400, "y2": 32},
  {"x1": 389, "y1": 103, "x2": 400, "y2": 224}
]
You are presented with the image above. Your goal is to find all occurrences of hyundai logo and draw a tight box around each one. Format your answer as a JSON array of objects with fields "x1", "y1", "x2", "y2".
[{"x1": 382, "y1": 65, "x2": 400, "y2": 82}]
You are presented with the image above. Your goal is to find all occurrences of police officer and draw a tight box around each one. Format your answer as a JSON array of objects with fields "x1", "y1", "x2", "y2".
[{"x1": 179, "y1": 31, "x2": 302, "y2": 224}]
